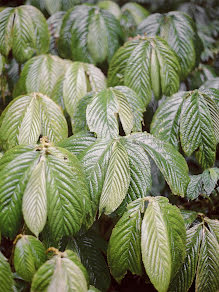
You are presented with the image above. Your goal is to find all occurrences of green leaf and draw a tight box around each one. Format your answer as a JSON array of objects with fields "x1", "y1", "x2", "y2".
[
  {"x1": 0, "y1": 251, "x2": 15, "y2": 292},
  {"x1": 0, "y1": 93, "x2": 68, "y2": 151},
  {"x1": 0, "y1": 8, "x2": 14, "y2": 57},
  {"x1": 195, "y1": 227, "x2": 219, "y2": 292},
  {"x1": 63, "y1": 62, "x2": 106, "y2": 118},
  {"x1": 180, "y1": 90, "x2": 216, "y2": 169},
  {"x1": 108, "y1": 199, "x2": 144, "y2": 282},
  {"x1": 22, "y1": 156, "x2": 47, "y2": 237},
  {"x1": 150, "y1": 91, "x2": 184, "y2": 149},
  {"x1": 205, "y1": 218, "x2": 219, "y2": 242},
  {"x1": 88, "y1": 286, "x2": 101, "y2": 292},
  {"x1": 58, "y1": 5, "x2": 123, "y2": 64},
  {"x1": 141, "y1": 196, "x2": 186, "y2": 292},
  {"x1": 98, "y1": 1, "x2": 121, "y2": 19},
  {"x1": 180, "y1": 209, "x2": 198, "y2": 229},
  {"x1": 57, "y1": 132, "x2": 96, "y2": 156},
  {"x1": 0, "y1": 145, "x2": 40, "y2": 238},
  {"x1": 187, "y1": 174, "x2": 203, "y2": 200},
  {"x1": 138, "y1": 12, "x2": 197, "y2": 78},
  {"x1": 129, "y1": 132, "x2": 190, "y2": 197},
  {"x1": 202, "y1": 168, "x2": 218, "y2": 195},
  {"x1": 87, "y1": 87, "x2": 137, "y2": 138},
  {"x1": 0, "y1": 142, "x2": 90, "y2": 240},
  {"x1": 169, "y1": 223, "x2": 202, "y2": 292},
  {"x1": 13, "y1": 54, "x2": 69, "y2": 98},
  {"x1": 31, "y1": 250, "x2": 88, "y2": 292},
  {"x1": 99, "y1": 140, "x2": 130, "y2": 215},
  {"x1": 14, "y1": 235, "x2": 46, "y2": 282},
  {"x1": 68, "y1": 231, "x2": 110, "y2": 291}
]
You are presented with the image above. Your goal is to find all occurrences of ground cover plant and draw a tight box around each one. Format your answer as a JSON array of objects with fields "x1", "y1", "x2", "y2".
[{"x1": 0, "y1": 0, "x2": 218, "y2": 291}]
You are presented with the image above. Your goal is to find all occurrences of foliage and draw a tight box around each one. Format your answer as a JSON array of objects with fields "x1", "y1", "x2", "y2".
[{"x1": 0, "y1": 0, "x2": 218, "y2": 292}]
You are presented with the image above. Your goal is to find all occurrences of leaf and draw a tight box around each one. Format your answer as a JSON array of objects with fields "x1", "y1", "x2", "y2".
[
  {"x1": 202, "y1": 168, "x2": 218, "y2": 195},
  {"x1": 88, "y1": 286, "x2": 101, "y2": 292},
  {"x1": 195, "y1": 227, "x2": 219, "y2": 292},
  {"x1": 0, "y1": 252, "x2": 15, "y2": 292},
  {"x1": 129, "y1": 132, "x2": 190, "y2": 197},
  {"x1": 0, "y1": 145, "x2": 40, "y2": 238},
  {"x1": 13, "y1": 54, "x2": 69, "y2": 98},
  {"x1": 57, "y1": 132, "x2": 96, "y2": 156},
  {"x1": 205, "y1": 218, "x2": 219, "y2": 242},
  {"x1": 87, "y1": 9, "x2": 108, "y2": 64},
  {"x1": 138, "y1": 12, "x2": 197, "y2": 78},
  {"x1": 141, "y1": 196, "x2": 186, "y2": 292},
  {"x1": 107, "y1": 199, "x2": 144, "y2": 282},
  {"x1": 180, "y1": 209, "x2": 198, "y2": 229},
  {"x1": 0, "y1": 8, "x2": 14, "y2": 57},
  {"x1": 169, "y1": 223, "x2": 202, "y2": 292},
  {"x1": 150, "y1": 91, "x2": 185, "y2": 149},
  {"x1": 98, "y1": 1, "x2": 121, "y2": 19},
  {"x1": 0, "y1": 93, "x2": 68, "y2": 151},
  {"x1": 63, "y1": 62, "x2": 106, "y2": 118},
  {"x1": 124, "y1": 39, "x2": 151, "y2": 106},
  {"x1": 22, "y1": 156, "x2": 47, "y2": 237},
  {"x1": 68, "y1": 231, "x2": 110, "y2": 291},
  {"x1": 180, "y1": 90, "x2": 216, "y2": 169},
  {"x1": 186, "y1": 174, "x2": 203, "y2": 200},
  {"x1": 99, "y1": 140, "x2": 130, "y2": 215},
  {"x1": 86, "y1": 87, "x2": 135, "y2": 138},
  {"x1": 31, "y1": 251, "x2": 88, "y2": 292},
  {"x1": 14, "y1": 235, "x2": 46, "y2": 282}
]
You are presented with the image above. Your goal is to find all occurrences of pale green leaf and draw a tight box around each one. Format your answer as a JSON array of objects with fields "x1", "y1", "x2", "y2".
[
  {"x1": 129, "y1": 132, "x2": 190, "y2": 196},
  {"x1": 14, "y1": 235, "x2": 46, "y2": 282},
  {"x1": 180, "y1": 209, "x2": 198, "y2": 229},
  {"x1": 205, "y1": 218, "x2": 219, "y2": 242},
  {"x1": 141, "y1": 196, "x2": 186, "y2": 292},
  {"x1": 98, "y1": 1, "x2": 121, "y2": 19},
  {"x1": 99, "y1": 140, "x2": 130, "y2": 215},
  {"x1": 195, "y1": 227, "x2": 219, "y2": 292},
  {"x1": 0, "y1": 93, "x2": 68, "y2": 151},
  {"x1": 108, "y1": 199, "x2": 144, "y2": 281},
  {"x1": 22, "y1": 156, "x2": 47, "y2": 237},
  {"x1": 0, "y1": 8, "x2": 14, "y2": 57},
  {"x1": 187, "y1": 174, "x2": 203, "y2": 200}
]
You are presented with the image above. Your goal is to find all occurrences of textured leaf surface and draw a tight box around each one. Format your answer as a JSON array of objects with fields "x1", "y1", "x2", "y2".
[
  {"x1": 99, "y1": 141, "x2": 130, "y2": 214},
  {"x1": 169, "y1": 224, "x2": 202, "y2": 292},
  {"x1": 151, "y1": 92, "x2": 185, "y2": 149},
  {"x1": 0, "y1": 252, "x2": 15, "y2": 292},
  {"x1": 195, "y1": 227, "x2": 219, "y2": 292},
  {"x1": 187, "y1": 174, "x2": 203, "y2": 200},
  {"x1": 180, "y1": 90, "x2": 216, "y2": 169},
  {"x1": 63, "y1": 62, "x2": 106, "y2": 118},
  {"x1": 180, "y1": 209, "x2": 198, "y2": 229},
  {"x1": 68, "y1": 231, "x2": 110, "y2": 291},
  {"x1": 87, "y1": 87, "x2": 136, "y2": 138},
  {"x1": 141, "y1": 196, "x2": 186, "y2": 292},
  {"x1": 138, "y1": 12, "x2": 197, "y2": 78},
  {"x1": 31, "y1": 252, "x2": 88, "y2": 292},
  {"x1": 22, "y1": 156, "x2": 47, "y2": 237},
  {"x1": 14, "y1": 235, "x2": 46, "y2": 282},
  {"x1": 0, "y1": 145, "x2": 40, "y2": 238},
  {"x1": 0, "y1": 93, "x2": 68, "y2": 151},
  {"x1": 129, "y1": 133, "x2": 190, "y2": 196},
  {"x1": 205, "y1": 218, "x2": 219, "y2": 242},
  {"x1": 108, "y1": 199, "x2": 144, "y2": 281}
]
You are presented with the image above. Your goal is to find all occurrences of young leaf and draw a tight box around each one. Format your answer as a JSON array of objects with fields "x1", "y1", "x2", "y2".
[
  {"x1": 169, "y1": 224, "x2": 202, "y2": 292},
  {"x1": 31, "y1": 250, "x2": 88, "y2": 292},
  {"x1": 0, "y1": 252, "x2": 15, "y2": 292},
  {"x1": 14, "y1": 235, "x2": 46, "y2": 282},
  {"x1": 205, "y1": 218, "x2": 219, "y2": 242},
  {"x1": 107, "y1": 199, "x2": 144, "y2": 282},
  {"x1": 99, "y1": 140, "x2": 130, "y2": 215},
  {"x1": 141, "y1": 196, "x2": 186, "y2": 292},
  {"x1": 195, "y1": 227, "x2": 219, "y2": 292},
  {"x1": 22, "y1": 156, "x2": 47, "y2": 237},
  {"x1": 0, "y1": 93, "x2": 68, "y2": 151}
]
